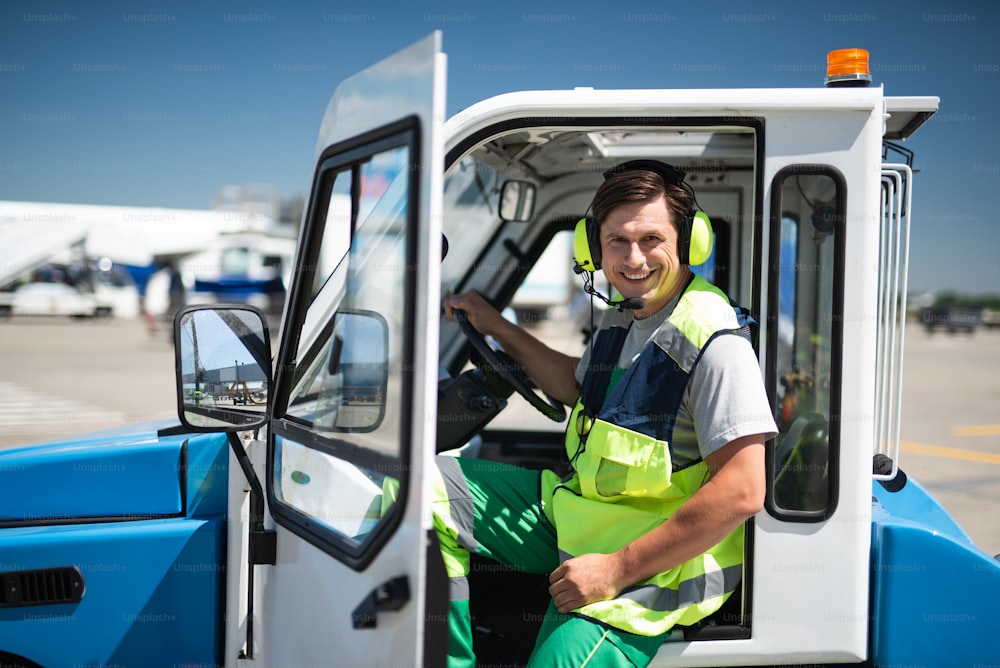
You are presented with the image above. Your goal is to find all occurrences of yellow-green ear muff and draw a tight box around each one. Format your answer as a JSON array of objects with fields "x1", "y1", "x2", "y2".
[
  {"x1": 573, "y1": 217, "x2": 601, "y2": 272},
  {"x1": 687, "y1": 210, "x2": 714, "y2": 266}
]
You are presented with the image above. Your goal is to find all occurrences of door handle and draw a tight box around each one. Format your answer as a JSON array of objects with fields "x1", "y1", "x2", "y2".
[{"x1": 352, "y1": 575, "x2": 410, "y2": 629}]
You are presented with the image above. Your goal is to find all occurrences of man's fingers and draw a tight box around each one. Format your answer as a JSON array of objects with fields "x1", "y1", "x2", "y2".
[
  {"x1": 548, "y1": 564, "x2": 580, "y2": 613},
  {"x1": 444, "y1": 295, "x2": 468, "y2": 321},
  {"x1": 444, "y1": 292, "x2": 480, "y2": 321},
  {"x1": 548, "y1": 585, "x2": 575, "y2": 613}
]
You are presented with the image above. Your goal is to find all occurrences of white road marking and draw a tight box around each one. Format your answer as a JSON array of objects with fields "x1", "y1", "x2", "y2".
[{"x1": 0, "y1": 381, "x2": 128, "y2": 433}]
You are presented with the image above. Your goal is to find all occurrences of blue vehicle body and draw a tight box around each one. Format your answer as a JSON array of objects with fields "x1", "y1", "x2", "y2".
[
  {"x1": 870, "y1": 477, "x2": 1000, "y2": 666},
  {"x1": 0, "y1": 423, "x2": 228, "y2": 667}
]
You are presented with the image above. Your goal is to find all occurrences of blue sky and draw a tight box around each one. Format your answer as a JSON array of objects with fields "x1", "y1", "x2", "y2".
[{"x1": 1, "y1": 1, "x2": 998, "y2": 295}]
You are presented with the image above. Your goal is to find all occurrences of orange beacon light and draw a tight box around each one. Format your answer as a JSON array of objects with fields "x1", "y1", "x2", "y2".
[{"x1": 825, "y1": 48, "x2": 872, "y2": 87}]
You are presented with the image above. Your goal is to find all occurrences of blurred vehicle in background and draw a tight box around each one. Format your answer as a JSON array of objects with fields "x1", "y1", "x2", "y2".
[
  {"x1": 0, "y1": 259, "x2": 138, "y2": 320},
  {"x1": 143, "y1": 232, "x2": 295, "y2": 329},
  {"x1": 920, "y1": 305, "x2": 983, "y2": 333},
  {"x1": 0, "y1": 281, "x2": 110, "y2": 319}
]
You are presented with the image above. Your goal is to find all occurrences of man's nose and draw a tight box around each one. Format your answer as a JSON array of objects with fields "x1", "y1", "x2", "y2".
[{"x1": 624, "y1": 242, "x2": 645, "y2": 266}]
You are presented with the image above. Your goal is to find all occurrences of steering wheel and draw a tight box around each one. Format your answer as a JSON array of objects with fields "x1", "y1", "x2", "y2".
[{"x1": 453, "y1": 310, "x2": 566, "y2": 422}]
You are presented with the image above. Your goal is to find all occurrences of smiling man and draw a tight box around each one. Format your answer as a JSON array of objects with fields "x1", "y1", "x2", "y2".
[
  {"x1": 594, "y1": 168, "x2": 693, "y2": 319},
  {"x1": 438, "y1": 161, "x2": 777, "y2": 668}
]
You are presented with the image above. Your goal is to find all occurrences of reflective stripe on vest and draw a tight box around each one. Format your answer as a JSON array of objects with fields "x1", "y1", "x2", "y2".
[{"x1": 553, "y1": 275, "x2": 750, "y2": 636}]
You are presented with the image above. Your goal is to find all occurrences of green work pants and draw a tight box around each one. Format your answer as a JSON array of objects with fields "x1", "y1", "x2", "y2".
[{"x1": 432, "y1": 456, "x2": 667, "y2": 668}]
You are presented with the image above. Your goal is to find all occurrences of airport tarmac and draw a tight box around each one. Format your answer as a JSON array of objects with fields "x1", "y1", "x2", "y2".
[{"x1": 1, "y1": 315, "x2": 998, "y2": 557}]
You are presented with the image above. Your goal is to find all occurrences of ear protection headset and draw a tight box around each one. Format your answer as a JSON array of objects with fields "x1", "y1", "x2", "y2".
[{"x1": 573, "y1": 160, "x2": 714, "y2": 271}]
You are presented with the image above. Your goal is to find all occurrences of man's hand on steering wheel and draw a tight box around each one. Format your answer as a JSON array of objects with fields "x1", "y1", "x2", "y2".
[{"x1": 445, "y1": 293, "x2": 566, "y2": 422}]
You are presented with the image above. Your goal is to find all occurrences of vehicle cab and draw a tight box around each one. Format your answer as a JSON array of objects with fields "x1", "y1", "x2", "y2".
[{"x1": 1, "y1": 33, "x2": 997, "y2": 668}]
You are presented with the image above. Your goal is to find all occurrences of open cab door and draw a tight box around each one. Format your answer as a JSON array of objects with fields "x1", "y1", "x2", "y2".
[{"x1": 253, "y1": 33, "x2": 448, "y2": 665}]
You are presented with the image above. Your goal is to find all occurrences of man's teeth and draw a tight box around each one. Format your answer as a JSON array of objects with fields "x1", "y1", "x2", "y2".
[{"x1": 624, "y1": 271, "x2": 651, "y2": 280}]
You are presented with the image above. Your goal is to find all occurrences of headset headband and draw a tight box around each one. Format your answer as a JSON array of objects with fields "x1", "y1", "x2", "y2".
[{"x1": 602, "y1": 159, "x2": 687, "y2": 186}]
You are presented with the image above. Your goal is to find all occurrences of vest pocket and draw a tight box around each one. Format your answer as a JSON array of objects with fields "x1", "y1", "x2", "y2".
[
  {"x1": 581, "y1": 420, "x2": 671, "y2": 499},
  {"x1": 595, "y1": 458, "x2": 630, "y2": 497}
]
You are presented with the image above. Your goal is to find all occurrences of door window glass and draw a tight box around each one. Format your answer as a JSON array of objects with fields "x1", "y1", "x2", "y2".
[
  {"x1": 272, "y1": 136, "x2": 414, "y2": 558},
  {"x1": 310, "y1": 171, "x2": 352, "y2": 300},
  {"x1": 768, "y1": 168, "x2": 843, "y2": 519}
]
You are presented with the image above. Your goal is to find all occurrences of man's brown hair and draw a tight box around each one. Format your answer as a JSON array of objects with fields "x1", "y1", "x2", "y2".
[{"x1": 591, "y1": 168, "x2": 694, "y2": 232}]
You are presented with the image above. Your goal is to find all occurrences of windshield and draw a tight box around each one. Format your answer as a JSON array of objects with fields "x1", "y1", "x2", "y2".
[{"x1": 441, "y1": 156, "x2": 504, "y2": 295}]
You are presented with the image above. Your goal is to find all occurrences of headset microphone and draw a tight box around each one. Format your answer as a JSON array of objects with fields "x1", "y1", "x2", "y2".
[
  {"x1": 574, "y1": 264, "x2": 645, "y2": 311},
  {"x1": 617, "y1": 297, "x2": 646, "y2": 310}
]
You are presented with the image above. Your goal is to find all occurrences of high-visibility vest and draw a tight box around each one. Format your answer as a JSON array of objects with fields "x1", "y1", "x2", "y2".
[{"x1": 542, "y1": 275, "x2": 754, "y2": 636}]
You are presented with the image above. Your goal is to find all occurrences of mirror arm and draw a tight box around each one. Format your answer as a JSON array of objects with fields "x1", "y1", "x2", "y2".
[
  {"x1": 226, "y1": 431, "x2": 275, "y2": 662},
  {"x1": 157, "y1": 423, "x2": 193, "y2": 438},
  {"x1": 226, "y1": 432, "x2": 276, "y2": 565}
]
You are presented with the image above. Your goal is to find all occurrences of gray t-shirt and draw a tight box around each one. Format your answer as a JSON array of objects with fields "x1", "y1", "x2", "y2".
[{"x1": 574, "y1": 304, "x2": 777, "y2": 468}]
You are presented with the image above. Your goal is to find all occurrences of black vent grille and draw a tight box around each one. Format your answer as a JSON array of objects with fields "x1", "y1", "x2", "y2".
[{"x1": 0, "y1": 566, "x2": 85, "y2": 608}]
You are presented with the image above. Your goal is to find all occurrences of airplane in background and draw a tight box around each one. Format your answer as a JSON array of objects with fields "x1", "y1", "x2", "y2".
[{"x1": 0, "y1": 199, "x2": 297, "y2": 323}]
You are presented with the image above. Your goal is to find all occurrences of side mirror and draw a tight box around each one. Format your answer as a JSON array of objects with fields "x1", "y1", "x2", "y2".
[
  {"x1": 174, "y1": 305, "x2": 271, "y2": 432},
  {"x1": 320, "y1": 309, "x2": 389, "y2": 432},
  {"x1": 498, "y1": 180, "x2": 536, "y2": 222}
]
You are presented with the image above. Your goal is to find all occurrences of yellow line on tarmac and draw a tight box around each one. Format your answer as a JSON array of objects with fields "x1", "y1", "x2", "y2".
[
  {"x1": 952, "y1": 424, "x2": 1000, "y2": 437},
  {"x1": 900, "y1": 441, "x2": 1000, "y2": 465}
]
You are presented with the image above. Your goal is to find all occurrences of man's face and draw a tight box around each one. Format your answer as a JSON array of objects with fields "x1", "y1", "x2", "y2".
[{"x1": 599, "y1": 195, "x2": 688, "y2": 318}]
